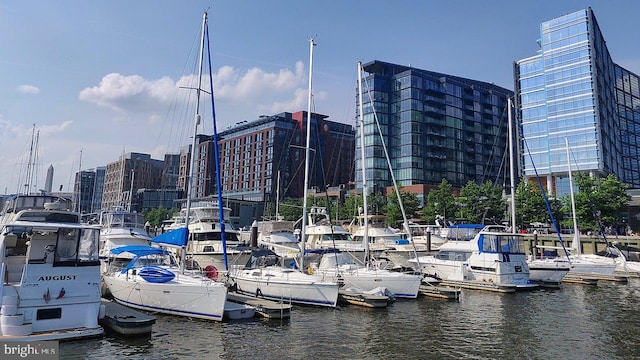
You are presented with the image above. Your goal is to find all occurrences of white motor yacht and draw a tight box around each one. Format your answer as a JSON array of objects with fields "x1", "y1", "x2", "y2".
[
  {"x1": 409, "y1": 224, "x2": 537, "y2": 289},
  {"x1": 0, "y1": 195, "x2": 104, "y2": 340}
]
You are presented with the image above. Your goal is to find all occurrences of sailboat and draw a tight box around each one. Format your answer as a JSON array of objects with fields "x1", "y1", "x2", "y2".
[
  {"x1": 514, "y1": 98, "x2": 571, "y2": 286},
  {"x1": 314, "y1": 61, "x2": 422, "y2": 299},
  {"x1": 103, "y1": 11, "x2": 228, "y2": 321},
  {"x1": 562, "y1": 138, "x2": 618, "y2": 276},
  {"x1": 228, "y1": 38, "x2": 339, "y2": 307}
]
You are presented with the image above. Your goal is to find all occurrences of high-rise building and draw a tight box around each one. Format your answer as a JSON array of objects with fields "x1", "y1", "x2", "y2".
[
  {"x1": 91, "y1": 166, "x2": 106, "y2": 213},
  {"x1": 515, "y1": 8, "x2": 640, "y2": 195},
  {"x1": 357, "y1": 60, "x2": 514, "y2": 202},
  {"x1": 161, "y1": 154, "x2": 181, "y2": 190},
  {"x1": 102, "y1": 152, "x2": 164, "y2": 210},
  {"x1": 212, "y1": 111, "x2": 355, "y2": 202},
  {"x1": 73, "y1": 170, "x2": 95, "y2": 214}
]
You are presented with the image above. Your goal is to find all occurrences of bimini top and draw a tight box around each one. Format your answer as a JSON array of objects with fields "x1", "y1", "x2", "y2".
[{"x1": 110, "y1": 245, "x2": 173, "y2": 274}]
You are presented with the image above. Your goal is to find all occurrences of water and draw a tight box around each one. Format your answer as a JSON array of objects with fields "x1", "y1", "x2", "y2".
[{"x1": 60, "y1": 279, "x2": 640, "y2": 360}]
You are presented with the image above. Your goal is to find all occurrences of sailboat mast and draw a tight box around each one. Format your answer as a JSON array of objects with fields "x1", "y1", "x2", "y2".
[
  {"x1": 185, "y1": 11, "x2": 207, "y2": 227},
  {"x1": 275, "y1": 170, "x2": 281, "y2": 219},
  {"x1": 179, "y1": 11, "x2": 207, "y2": 273},
  {"x1": 357, "y1": 61, "x2": 370, "y2": 262},
  {"x1": 299, "y1": 37, "x2": 315, "y2": 271},
  {"x1": 24, "y1": 125, "x2": 36, "y2": 194},
  {"x1": 508, "y1": 98, "x2": 516, "y2": 232},
  {"x1": 566, "y1": 137, "x2": 580, "y2": 254},
  {"x1": 204, "y1": 11, "x2": 229, "y2": 271}
]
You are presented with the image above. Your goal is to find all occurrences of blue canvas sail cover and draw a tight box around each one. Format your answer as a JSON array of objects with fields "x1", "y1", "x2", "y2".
[{"x1": 150, "y1": 227, "x2": 189, "y2": 247}]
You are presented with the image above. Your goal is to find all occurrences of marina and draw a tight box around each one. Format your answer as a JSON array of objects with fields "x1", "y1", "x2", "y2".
[{"x1": 59, "y1": 278, "x2": 640, "y2": 359}]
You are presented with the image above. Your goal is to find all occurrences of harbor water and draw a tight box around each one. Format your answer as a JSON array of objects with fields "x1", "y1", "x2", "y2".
[{"x1": 60, "y1": 279, "x2": 640, "y2": 359}]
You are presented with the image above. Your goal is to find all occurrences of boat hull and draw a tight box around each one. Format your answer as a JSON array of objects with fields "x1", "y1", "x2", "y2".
[
  {"x1": 528, "y1": 259, "x2": 571, "y2": 285},
  {"x1": 410, "y1": 255, "x2": 533, "y2": 288},
  {"x1": 105, "y1": 272, "x2": 227, "y2": 321},
  {"x1": 231, "y1": 268, "x2": 338, "y2": 307}
]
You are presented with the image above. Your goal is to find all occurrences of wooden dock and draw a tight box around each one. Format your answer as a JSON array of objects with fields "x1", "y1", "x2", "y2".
[
  {"x1": 563, "y1": 273, "x2": 628, "y2": 284},
  {"x1": 99, "y1": 299, "x2": 156, "y2": 336},
  {"x1": 439, "y1": 280, "x2": 517, "y2": 293},
  {"x1": 419, "y1": 283, "x2": 461, "y2": 300},
  {"x1": 226, "y1": 292, "x2": 292, "y2": 319}
]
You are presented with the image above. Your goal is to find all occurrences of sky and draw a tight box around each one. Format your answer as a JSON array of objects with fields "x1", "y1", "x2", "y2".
[{"x1": 2, "y1": 0, "x2": 640, "y2": 195}]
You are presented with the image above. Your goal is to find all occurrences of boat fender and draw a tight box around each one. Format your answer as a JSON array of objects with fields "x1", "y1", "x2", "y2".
[
  {"x1": 204, "y1": 265, "x2": 218, "y2": 281},
  {"x1": 98, "y1": 304, "x2": 106, "y2": 320},
  {"x1": 306, "y1": 266, "x2": 314, "y2": 275}
]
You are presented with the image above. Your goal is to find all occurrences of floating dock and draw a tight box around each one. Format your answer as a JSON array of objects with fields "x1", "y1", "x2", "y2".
[
  {"x1": 563, "y1": 273, "x2": 628, "y2": 284},
  {"x1": 226, "y1": 292, "x2": 292, "y2": 319},
  {"x1": 338, "y1": 289, "x2": 390, "y2": 308},
  {"x1": 419, "y1": 283, "x2": 461, "y2": 300},
  {"x1": 223, "y1": 301, "x2": 256, "y2": 320},
  {"x1": 99, "y1": 299, "x2": 156, "y2": 336},
  {"x1": 439, "y1": 279, "x2": 517, "y2": 293}
]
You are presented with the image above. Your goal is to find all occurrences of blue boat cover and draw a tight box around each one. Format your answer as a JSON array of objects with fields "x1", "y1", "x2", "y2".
[
  {"x1": 150, "y1": 227, "x2": 189, "y2": 247},
  {"x1": 138, "y1": 266, "x2": 175, "y2": 283}
]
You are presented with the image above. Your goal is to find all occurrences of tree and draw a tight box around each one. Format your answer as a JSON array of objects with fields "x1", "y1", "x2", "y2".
[
  {"x1": 457, "y1": 180, "x2": 503, "y2": 224},
  {"x1": 277, "y1": 198, "x2": 303, "y2": 222},
  {"x1": 385, "y1": 187, "x2": 420, "y2": 227},
  {"x1": 144, "y1": 207, "x2": 179, "y2": 227},
  {"x1": 422, "y1": 179, "x2": 457, "y2": 224},
  {"x1": 513, "y1": 180, "x2": 565, "y2": 232},
  {"x1": 568, "y1": 173, "x2": 630, "y2": 233}
]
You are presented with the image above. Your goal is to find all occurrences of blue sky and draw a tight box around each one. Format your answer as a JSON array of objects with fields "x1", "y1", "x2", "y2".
[{"x1": 2, "y1": 1, "x2": 639, "y2": 195}]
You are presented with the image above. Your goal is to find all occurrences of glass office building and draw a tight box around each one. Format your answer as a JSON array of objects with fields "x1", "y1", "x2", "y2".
[
  {"x1": 515, "y1": 8, "x2": 640, "y2": 194},
  {"x1": 357, "y1": 61, "x2": 513, "y2": 194}
]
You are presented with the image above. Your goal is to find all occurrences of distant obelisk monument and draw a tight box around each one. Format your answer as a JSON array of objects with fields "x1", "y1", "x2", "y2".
[{"x1": 44, "y1": 164, "x2": 54, "y2": 194}]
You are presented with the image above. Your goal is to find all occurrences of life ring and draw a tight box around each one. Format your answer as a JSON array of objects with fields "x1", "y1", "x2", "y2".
[{"x1": 204, "y1": 265, "x2": 218, "y2": 281}]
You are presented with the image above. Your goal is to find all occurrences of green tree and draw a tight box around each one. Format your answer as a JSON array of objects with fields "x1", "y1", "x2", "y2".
[
  {"x1": 386, "y1": 188, "x2": 420, "y2": 227},
  {"x1": 513, "y1": 180, "x2": 565, "y2": 232},
  {"x1": 144, "y1": 207, "x2": 179, "y2": 227},
  {"x1": 457, "y1": 180, "x2": 504, "y2": 224},
  {"x1": 340, "y1": 194, "x2": 362, "y2": 222},
  {"x1": 422, "y1": 179, "x2": 457, "y2": 224},
  {"x1": 277, "y1": 198, "x2": 303, "y2": 222},
  {"x1": 568, "y1": 173, "x2": 630, "y2": 233}
]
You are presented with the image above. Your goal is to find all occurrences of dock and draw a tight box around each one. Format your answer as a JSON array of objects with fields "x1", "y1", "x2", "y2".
[
  {"x1": 99, "y1": 299, "x2": 156, "y2": 336},
  {"x1": 419, "y1": 283, "x2": 461, "y2": 300},
  {"x1": 224, "y1": 301, "x2": 256, "y2": 320},
  {"x1": 226, "y1": 292, "x2": 292, "y2": 319},
  {"x1": 338, "y1": 289, "x2": 390, "y2": 308},
  {"x1": 439, "y1": 279, "x2": 517, "y2": 293},
  {"x1": 563, "y1": 273, "x2": 629, "y2": 284}
]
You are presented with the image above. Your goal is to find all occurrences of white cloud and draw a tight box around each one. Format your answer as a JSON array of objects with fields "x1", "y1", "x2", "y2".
[
  {"x1": 17, "y1": 85, "x2": 40, "y2": 94},
  {"x1": 79, "y1": 62, "x2": 307, "y2": 119},
  {"x1": 78, "y1": 73, "x2": 176, "y2": 113}
]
